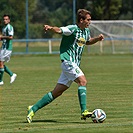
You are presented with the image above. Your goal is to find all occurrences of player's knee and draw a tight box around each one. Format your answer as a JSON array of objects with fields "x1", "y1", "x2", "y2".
[
  {"x1": 79, "y1": 79, "x2": 87, "y2": 86},
  {"x1": 52, "y1": 90, "x2": 64, "y2": 99}
]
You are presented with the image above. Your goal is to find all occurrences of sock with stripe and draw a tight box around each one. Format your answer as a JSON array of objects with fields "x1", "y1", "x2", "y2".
[
  {"x1": 32, "y1": 92, "x2": 54, "y2": 113},
  {"x1": 78, "y1": 86, "x2": 87, "y2": 113}
]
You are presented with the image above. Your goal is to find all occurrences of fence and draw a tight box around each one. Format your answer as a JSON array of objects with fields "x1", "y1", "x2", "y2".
[
  {"x1": 12, "y1": 38, "x2": 61, "y2": 55},
  {"x1": 12, "y1": 20, "x2": 133, "y2": 55}
]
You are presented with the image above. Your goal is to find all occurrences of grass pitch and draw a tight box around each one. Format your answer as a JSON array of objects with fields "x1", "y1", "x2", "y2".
[{"x1": 0, "y1": 54, "x2": 132, "y2": 133}]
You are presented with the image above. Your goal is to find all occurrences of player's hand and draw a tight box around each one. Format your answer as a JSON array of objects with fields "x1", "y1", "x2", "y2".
[
  {"x1": 43, "y1": 25, "x2": 52, "y2": 32},
  {"x1": 98, "y1": 34, "x2": 104, "y2": 41}
]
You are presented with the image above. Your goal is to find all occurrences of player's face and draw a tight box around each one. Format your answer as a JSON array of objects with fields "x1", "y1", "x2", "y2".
[
  {"x1": 80, "y1": 14, "x2": 91, "y2": 29},
  {"x1": 82, "y1": 14, "x2": 91, "y2": 28},
  {"x1": 3, "y1": 16, "x2": 10, "y2": 25}
]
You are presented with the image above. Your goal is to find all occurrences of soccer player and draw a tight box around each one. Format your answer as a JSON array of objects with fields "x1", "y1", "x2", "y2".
[
  {"x1": 0, "y1": 14, "x2": 17, "y2": 85},
  {"x1": 27, "y1": 9, "x2": 104, "y2": 123}
]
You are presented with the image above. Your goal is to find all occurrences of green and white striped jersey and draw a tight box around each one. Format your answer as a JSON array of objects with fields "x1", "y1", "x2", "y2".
[
  {"x1": 2, "y1": 23, "x2": 14, "y2": 50},
  {"x1": 60, "y1": 24, "x2": 91, "y2": 66}
]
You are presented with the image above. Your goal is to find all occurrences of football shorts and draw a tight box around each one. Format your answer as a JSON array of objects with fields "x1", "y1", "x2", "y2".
[
  {"x1": 0, "y1": 49, "x2": 12, "y2": 62},
  {"x1": 58, "y1": 60, "x2": 84, "y2": 87}
]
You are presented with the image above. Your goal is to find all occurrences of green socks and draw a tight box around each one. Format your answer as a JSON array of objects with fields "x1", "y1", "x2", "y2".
[
  {"x1": 31, "y1": 87, "x2": 87, "y2": 114},
  {"x1": 0, "y1": 68, "x2": 4, "y2": 82},
  {"x1": 0, "y1": 66, "x2": 13, "y2": 82},
  {"x1": 4, "y1": 65, "x2": 13, "y2": 76},
  {"x1": 78, "y1": 86, "x2": 87, "y2": 113},
  {"x1": 32, "y1": 92, "x2": 54, "y2": 113}
]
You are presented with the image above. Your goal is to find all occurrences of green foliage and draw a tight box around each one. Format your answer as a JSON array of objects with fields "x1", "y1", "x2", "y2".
[
  {"x1": 29, "y1": 23, "x2": 44, "y2": 39},
  {"x1": 0, "y1": 0, "x2": 132, "y2": 39},
  {"x1": 119, "y1": 0, "x2": 133, "y2": 19},
  {"x1": 86, "y1": 0, "x2": 122, "y2": 20},
  {"x1": 14, "y1": 21, "x2": 25, "y2": 39},
  {"x1": 0, "y1": 0, "x2": 37, "y2": 38}
]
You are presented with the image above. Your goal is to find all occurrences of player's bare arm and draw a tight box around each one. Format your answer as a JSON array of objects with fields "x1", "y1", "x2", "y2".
[
  {"x1": 0, "y1": 35, "x2": 13, "y2": 40},
  {"x1": 86, "y1": 34, "x2": 104, "y2": 45},
  {"x1": 44, "y1": 25, "x2": 62, "y2": 34}
]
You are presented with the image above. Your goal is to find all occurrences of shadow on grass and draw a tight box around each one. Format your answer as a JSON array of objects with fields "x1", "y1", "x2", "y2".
[
  {"x1": 33, "y1": 119, "x2": 57, "y2": 123},
  {"x1": 23, "y1": 119, "x2": 57, "y2": 123},
  {"x1": 23, "y1": 119, "x2": 92, "y2": 124}
]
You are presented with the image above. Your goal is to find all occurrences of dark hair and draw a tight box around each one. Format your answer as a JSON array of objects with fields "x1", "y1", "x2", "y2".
[
  {"x1": 3, "y1": 14, "x2": 10, "y2": 19},
  {"x1": 77, "y1": 9, "x2": 91, "y2": 23}
]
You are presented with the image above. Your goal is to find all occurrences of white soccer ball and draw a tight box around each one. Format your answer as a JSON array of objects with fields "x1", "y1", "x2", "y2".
[{"x1": 91, "y1": 109, "x2": 106, "y2": 123}]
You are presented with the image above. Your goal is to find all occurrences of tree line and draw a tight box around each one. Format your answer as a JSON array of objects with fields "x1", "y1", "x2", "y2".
[{"x1": 0, "y1": 0, "x2": 132, "y2": 39}]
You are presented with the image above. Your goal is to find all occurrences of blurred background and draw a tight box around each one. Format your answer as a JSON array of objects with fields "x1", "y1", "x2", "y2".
[{"x1": 0, "y1": 0, "x2": 132, "y2": 54}]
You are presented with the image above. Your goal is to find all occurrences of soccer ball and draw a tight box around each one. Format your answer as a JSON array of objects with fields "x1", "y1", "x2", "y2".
[{"x1": 91, "y1": 109, "x2": 106, "y2": 123}]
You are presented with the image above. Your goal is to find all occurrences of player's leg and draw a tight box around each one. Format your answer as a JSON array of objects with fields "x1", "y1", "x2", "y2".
[
  {"x1": 61, "y1": 60, "x2": 92, "y2": 119},
  {"x1": 3, "y1": 51, "x2": 17, "y2": 84},
  {"x1": 32, "y1": 83, "x2": 68, "y2": 112},
  {"x1": 27, "y1": 91, "x2": 54, "y2": 123},
  {"x1": 27, "y1": 83, "x2": 68, "y2": 123},
  {"x1": 0, "y1": 50, "x2": 5, "y2": 85},
  {"x1": 4, "y1": 65, "x2": 13, "y2": 76},
  {"x1": 74, "y1": 74, "x2": 92, "y2": 119},
  {"x1": 0, "y1": 61, "x2": 4, "y2": 85},
  {"x1": 75, "y1": 75, "x2": 87, "y2": 113}
]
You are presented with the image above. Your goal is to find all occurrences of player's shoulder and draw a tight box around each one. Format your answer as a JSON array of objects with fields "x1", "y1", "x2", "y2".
[
  {"x1": 6, "y1": 24, "x2": 13, "y2": 31},
  {"x1": 7, "y1": 23, "x2": 13, "y2": 29},
  {"x1": 66, "y1": 24, "x2": 78, "y2": 30}
]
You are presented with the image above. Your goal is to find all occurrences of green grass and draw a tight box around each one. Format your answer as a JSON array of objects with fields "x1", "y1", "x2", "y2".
[{"x1": 0, "y1": 54, "x2": 132, "y2": 133}]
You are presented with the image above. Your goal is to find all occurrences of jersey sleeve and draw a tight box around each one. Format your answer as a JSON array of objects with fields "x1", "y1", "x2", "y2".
[
  {"x1": 60, "y1": 25, "x2": 76, "y2": 36},
  {"x1": 7, "y1": 25, "x2": 14, "y2": 36}
]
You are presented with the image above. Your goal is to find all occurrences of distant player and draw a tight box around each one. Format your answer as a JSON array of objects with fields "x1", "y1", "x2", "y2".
[
  {"x1": 27, "y1": 9, "x2": 104, "y2": 123},
  {"x1": 0, "y1": 14, "x2": 17, "y2": 85}
]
